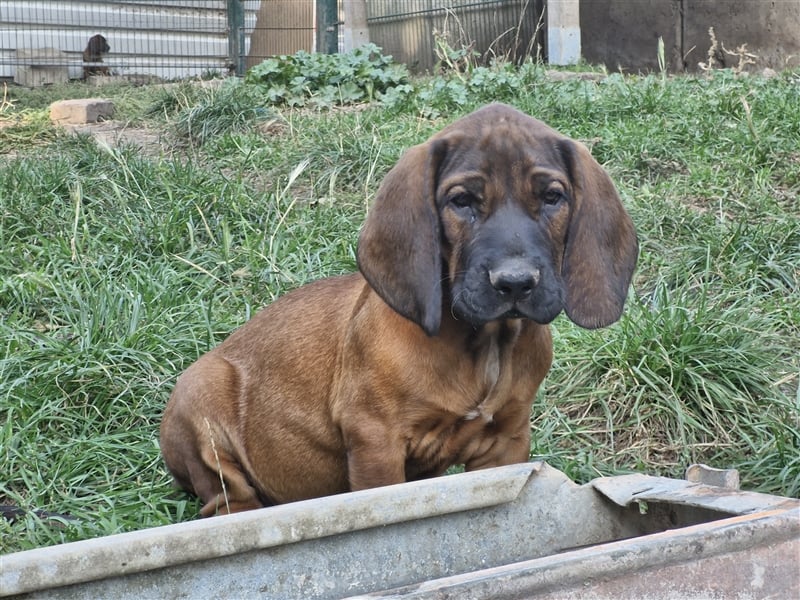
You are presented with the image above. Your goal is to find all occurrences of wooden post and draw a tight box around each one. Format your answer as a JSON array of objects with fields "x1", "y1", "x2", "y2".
[
  {"x1": 342, "y1": 0, "x2": 369, "y2": 51},
  {"x1": 547, "y1": 0, "x2": 581, "y2": 65}
]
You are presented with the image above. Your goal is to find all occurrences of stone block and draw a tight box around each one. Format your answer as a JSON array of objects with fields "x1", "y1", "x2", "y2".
[
  {"x1": 49, "y1": 99, "x2": 115, "y2": 125},
  {"x1": 14, "y1": 48, "x2": 69, "y2": 87}
]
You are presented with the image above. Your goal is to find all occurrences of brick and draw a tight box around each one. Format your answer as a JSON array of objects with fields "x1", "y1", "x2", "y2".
[{"x1": 49, "y1": 99, "x2": 115, "y2": 125}]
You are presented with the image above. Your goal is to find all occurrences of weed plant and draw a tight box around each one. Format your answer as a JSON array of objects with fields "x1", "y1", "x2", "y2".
[{"x1": 1, "y1": 56, "x2": 798, "y2": 553}]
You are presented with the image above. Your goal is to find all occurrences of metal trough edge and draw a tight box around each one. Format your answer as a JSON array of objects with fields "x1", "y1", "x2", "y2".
[
  {"x1": 353, "y1": 505, "x2": 800, "y2": 599},
  {"x1": 1, "y1": 462, "x2": 539, "y2": 597},
  {"x1": 591, "y1": 472, "x2": 800, "y2": 514}
]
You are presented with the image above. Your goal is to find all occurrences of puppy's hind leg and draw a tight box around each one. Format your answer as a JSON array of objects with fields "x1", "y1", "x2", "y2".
[
  {"x1": 162, "y1": 416, "x2": 265, "y2": 516},
  {"x1": 161, "y1": 357, "x2": 266, "y2": 516},
  {"x1": 192, "y1": 437, "x2": 265, "y2": 517}
]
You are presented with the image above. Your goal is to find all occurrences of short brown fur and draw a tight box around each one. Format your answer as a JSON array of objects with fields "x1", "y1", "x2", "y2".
[{"x1": 160, "y1": 103, "x2": 638, "y2": 516}]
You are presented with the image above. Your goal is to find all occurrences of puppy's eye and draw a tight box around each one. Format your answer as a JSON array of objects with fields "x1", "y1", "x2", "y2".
[
  {"x1": 449, "y1": 192, "x2": 473, "y2": 208},
  {"x1": 543, "y1": 188, "x2": 565, "y2": 206},
  {"x1": 448, "y1": 193, "x2": 478, "y2": 223}
]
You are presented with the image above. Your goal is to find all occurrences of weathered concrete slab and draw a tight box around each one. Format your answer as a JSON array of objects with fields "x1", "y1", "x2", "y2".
[
  {"x1": 684, "y1": 0, "x2": 800, "y2": 71},
  {"x1": 580, "y1": 0, "x2": 800, "y2": 72},
  {"x1": 14, "y1": 48, "x2": 69, "y2": 87},
  {"x1": 49, "y1": 99, "x2": 114, "y2": 125}
]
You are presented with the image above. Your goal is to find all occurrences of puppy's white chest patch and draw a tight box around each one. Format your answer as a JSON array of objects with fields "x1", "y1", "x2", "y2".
[
  {"x1": 483, "y1": 336, "x2": 501, "y2": 388},
  {"x1": 464, "y1": 333, "x2": 506, "y2": 423}
]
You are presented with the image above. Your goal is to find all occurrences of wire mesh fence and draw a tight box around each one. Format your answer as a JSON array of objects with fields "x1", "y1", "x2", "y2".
[
  {"x1": 1, "y1": 1, "x2": 542, "y2": 86},
  {"x1": 1, "y1": 0, "x2": 259, "y2": 84},
  {"x1": 246, "y1": 1, "x2": 315, "y2": 70}
]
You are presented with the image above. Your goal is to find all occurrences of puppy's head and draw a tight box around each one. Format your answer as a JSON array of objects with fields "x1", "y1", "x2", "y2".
[
  {"x1": 87, "y1": 34, "x2": 110, "y2": 56},
  {"x1": 358, "y1": 103, "x2": 638, "y2": 336}
]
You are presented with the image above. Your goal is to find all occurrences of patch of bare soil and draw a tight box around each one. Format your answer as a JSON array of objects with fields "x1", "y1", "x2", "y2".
[{"x1": 65, "y1": 120, "x2": 168, "y2": 155}]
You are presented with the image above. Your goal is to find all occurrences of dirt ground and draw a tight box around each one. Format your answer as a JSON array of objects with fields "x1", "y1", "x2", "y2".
[{"x1": 64, "y1": 120, "x2": 167, "y2": 154}]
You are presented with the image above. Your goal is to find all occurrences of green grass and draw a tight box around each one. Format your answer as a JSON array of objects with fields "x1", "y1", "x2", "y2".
[{"x1": 1, "y1": 64, "x2": 799, "y2": 554}]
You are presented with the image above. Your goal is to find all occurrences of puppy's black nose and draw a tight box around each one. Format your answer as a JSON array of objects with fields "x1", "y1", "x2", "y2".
[{"x1": 489, "y1": 265, "x2": 540, "y2": 301}]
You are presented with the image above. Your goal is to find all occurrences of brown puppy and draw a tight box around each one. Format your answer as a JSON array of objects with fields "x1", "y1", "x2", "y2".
[
  {"x1": 160, "y1": 103, "x2": 638, "y2": 517},
  {"x1": 82, "y1": 34, "x2": 110, "y2": 78}
]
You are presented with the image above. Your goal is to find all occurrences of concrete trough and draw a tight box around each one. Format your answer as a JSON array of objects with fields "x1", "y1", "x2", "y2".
[{"x1": 2, "y1": 462, "x2": 798, "y2": 599}]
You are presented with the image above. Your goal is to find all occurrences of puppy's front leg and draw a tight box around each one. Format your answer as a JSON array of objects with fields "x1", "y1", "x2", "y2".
[{"x1": 342, "y1": 420, "x2": 406, "y2": 491}]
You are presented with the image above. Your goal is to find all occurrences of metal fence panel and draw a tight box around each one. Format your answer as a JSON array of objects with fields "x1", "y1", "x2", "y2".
[
  {"x1": 367, "y1": 0, "x2": 544, "y2": 73},
  {"x1": 0, "y1": 0, "x2": 259, "y2": 82},
  {"x1": 3, "y1": 1, "x2": 545, "y2": 83},
  {"x1": 246, "y1": 0, "x2": 315, "y2": 69}
]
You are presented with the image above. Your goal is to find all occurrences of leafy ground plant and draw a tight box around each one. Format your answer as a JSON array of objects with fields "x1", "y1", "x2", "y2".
[
  {"x1": 1, "y1": 64, "x2": 798, "y2": 555},
  {"x1": 244, "y1": 44, "x2": 412, "y2": 107}
]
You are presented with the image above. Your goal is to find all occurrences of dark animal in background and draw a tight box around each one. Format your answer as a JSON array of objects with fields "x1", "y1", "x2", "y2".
[
  {"x1": 82, "y1": 34, "x2": 110, "y2": 78},
  {"x1": 160, "y1": 103, "x2": 639, "y2": 517}
]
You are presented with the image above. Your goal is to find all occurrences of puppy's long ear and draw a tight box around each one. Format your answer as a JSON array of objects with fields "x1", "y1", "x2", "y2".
[
  {"x1": 357, "y1": 139, "x2": 448, "y2": 336},
  {"x1": 561, "y1": 140, "x2": 638, "y2": 329}
]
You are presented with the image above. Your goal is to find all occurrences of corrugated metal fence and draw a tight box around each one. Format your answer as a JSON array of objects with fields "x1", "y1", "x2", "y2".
[{"x1": 368, "y1": 0, "x2": 544, "y2": 72}]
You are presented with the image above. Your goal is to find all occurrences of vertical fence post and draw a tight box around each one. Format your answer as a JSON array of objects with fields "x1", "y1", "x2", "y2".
[
  {"x1": 343, "y1": 0, "x2": 369, "y2": 51},
  {"x1": 547, "y1": 0, "x2": 581, "y2": 65},
  {"x1": 316, "y1": 0, "x2": 339, "y2": 54},
  {"x1": 227, "y1": 0, "x2": 246, "y2": 75}
]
